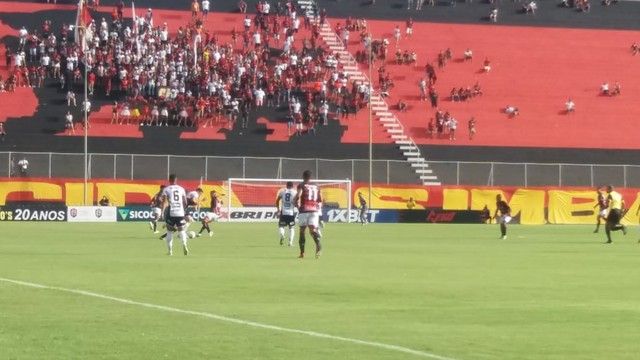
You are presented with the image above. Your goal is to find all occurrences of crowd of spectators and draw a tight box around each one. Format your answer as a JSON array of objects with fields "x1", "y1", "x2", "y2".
[
  {"x1": 5, "y1": 0, "x2": 377, "y2": 136},
  {"x1": 0, "y1": 0, "x2": 632, "y2": 143}
]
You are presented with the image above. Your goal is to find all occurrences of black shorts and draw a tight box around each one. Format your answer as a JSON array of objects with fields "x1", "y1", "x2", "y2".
[
  {"x1": 166, "y1": 216, "x2": 187, "y2": 231},
  {"x1": 607, "y1": 209, "x2": 622, "y2": 225},
  {"x1": 279, "y1": 214, "x2": 296, "y2": 227}
]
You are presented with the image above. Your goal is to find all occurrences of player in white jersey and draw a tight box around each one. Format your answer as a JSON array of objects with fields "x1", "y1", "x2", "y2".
[
  {"x1": 276, "y1": 181, "x2": 297, "y2": 246},
  {"x1": 161, "y1": 174, "x2": 190, "y2": 255}
]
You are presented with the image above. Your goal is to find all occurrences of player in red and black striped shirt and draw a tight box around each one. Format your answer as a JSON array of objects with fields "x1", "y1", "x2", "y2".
[{"x1": 295, "y1": 170, "x2": 322, "y2": 258}]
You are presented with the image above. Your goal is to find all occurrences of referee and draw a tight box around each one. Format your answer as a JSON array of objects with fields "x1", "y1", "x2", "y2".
[{"x1": 605, "y1": 185, "x2": 627, "y2": 244}]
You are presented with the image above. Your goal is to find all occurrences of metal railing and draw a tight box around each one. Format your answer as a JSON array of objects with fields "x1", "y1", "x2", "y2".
[
  {"x1": 0, "y1": 152, "x2": 417, "y2": 184},
  {"x1": 3, "y1": 151, "x2": 639, "y2": 187},
  {"x1": 428, "y1": 161, "x2": 640, "y2": 188}
]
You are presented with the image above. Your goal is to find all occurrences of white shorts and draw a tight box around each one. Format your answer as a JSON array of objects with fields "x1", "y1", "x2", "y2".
[
  {"x1": 152, "y1": 207, "x2": 162, "y2": 218},
  {"x1": 499, "y1": 215, "x2": 512, "y2": 224},
  {"x1": 599, "y1": 209, "x2": 608, "y2": 218},
  {"x1": 406, "y1": 28, "x2": 413, "y2": 35},
  {"x1": 298, "y1": 212, "x2": 319, "y2": 228},
  {"x1": 205, "y1": 212, "x2": 220, "y2": 222}
]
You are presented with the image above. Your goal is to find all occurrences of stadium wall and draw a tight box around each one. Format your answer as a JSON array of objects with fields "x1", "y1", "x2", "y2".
[{"x1": 1, "y1": 178, "x2": 638, "y2": 225}]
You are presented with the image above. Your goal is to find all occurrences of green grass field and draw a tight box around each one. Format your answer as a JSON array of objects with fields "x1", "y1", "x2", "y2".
[{"x1": 1, "y1": 223, "x2": 639, "y2": 360}]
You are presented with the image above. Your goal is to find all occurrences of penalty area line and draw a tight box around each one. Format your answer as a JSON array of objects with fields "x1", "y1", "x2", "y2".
[{"x1": 0, "y1": 277, "x2": 457, "y2": 360}]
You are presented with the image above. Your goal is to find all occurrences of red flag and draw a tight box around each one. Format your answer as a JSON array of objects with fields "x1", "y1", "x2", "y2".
[
  {"x1": 81, "y1": 2, "x2": 92, "y2": 26},
  {"x1": 75, "y1": 0, "x2": 93, "y2": 50}
]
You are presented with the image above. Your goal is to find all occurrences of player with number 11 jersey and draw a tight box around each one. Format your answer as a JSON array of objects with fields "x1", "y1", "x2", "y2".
[{"x1": 296, "y1": 170, "x2": 323, "y2": 258}]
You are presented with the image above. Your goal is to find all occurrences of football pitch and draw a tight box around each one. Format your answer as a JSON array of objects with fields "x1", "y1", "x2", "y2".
[{"x1": 1, "y1": 223, "x2": 639, "y2": 360}]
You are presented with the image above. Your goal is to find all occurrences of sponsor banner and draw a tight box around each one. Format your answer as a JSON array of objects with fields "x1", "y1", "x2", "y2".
[
  {"x1": 324, "y1": 209, "x2": 485, "y2": 223},
  {"x1": 0, "y1": 203, "x2": 67, "y2": 222},
  {"x1": 67, "y1": 206, "x2": 117, "y2": 222},
  {"x1": 118, "y1": 206, "x2": 157, "y2": 221},
  {"x1": 228, "y1": 207, "x2": 278, "y2": 222},
  {"x1": 5, "y1": 178, "x2": 640, "y2": 225},
  {"x1": 117, "y1": 206, "x2": 230, "y2": 222},
  {"x1": 418, "y1": 209, "x2": 485, "y2": 224},
  {"x1": 324, "y1": 209, "x2": 395, "y2": 223}
]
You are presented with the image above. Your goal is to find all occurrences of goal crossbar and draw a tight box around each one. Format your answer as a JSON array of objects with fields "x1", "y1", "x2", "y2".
[{"x1": 226, "y1": 178, "x2": 353, "y2": 223}]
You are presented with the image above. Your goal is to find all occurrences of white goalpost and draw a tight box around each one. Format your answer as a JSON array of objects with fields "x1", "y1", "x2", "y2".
[{"x1": 226, "y1": 178, "x2": 352, "y2": 223}]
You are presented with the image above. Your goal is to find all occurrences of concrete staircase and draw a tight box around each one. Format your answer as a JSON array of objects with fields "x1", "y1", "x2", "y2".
[{"x1": 296, "y1": 0, "x2": 441, "y2": 185}]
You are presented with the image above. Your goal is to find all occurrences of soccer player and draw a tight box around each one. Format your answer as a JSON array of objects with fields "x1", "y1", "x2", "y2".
[
  {"x1": 593, "y1": 187, "x2": 608, "y2": 233},
  {"x1": 198, "y1": 190, "x2": 221, "y2": 237},
  {"x1": 276, "y1": 181, "x2": 297, "y2": 246},
  {"x1": 358, "y1": 192, "x2": 368, "y2": 225},
  {"x1": 161, "y1": 174, "x2": 190, "y2": 255},
  {"x1": 494, "y1": 194, "x2": 511, "y2": 240},
  {"x1": 480, "y1": 205, "x2": 491, "y2": 224},
  {"x1": 295, "y1": 170, "x2": 323, "y2": 258},
  {"x1": 186, "y1": 187, "x2": 204, "y2": 222},
  {"x1": 604, "y1": 185, "x2": 627, "y2": 244},
  {"x1": 149, "y1": 185, "x2": 165, "y2": 234}
]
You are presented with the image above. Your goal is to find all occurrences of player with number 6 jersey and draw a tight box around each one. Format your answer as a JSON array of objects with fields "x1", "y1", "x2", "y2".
[
  {"x1": 296, "y1": 170, "x2": 323, "y2": 259},
  {"x1": 161, "y1": 174, "x2": 190, "y2": 256}
]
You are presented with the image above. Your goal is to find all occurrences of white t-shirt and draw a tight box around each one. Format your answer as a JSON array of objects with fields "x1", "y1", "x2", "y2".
[
  {"x1": 163, "y1": 184, "x2": 187, "y2": 217},
  {"x1": 278, "y1": 188, "x2": 297, "y2": 216},
  {"x1": 187, "y1": 191, "x2": 200, "y2": 204},
  {"x1": 18, "y1": 159, "x2": 28, "y2": 170},
  {"x1": 202, "y1": 0, "x2": 210, "y2": 10}
]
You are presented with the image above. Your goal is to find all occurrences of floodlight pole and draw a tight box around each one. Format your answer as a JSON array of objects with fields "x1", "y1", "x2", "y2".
[
  {"x1": 78, "y1": 24, "x2": 89, "y2": 206},
  {"x1": 368, "y1": 35, "x2": 373, "y2": 209},
  {"x1": 84, "y1": 55, "x2": 89, "y2": 205}
]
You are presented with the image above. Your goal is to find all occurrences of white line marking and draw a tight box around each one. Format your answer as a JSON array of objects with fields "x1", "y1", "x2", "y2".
[{"x1": 0, "y1": 277, "x2": 457, "y2": 360}]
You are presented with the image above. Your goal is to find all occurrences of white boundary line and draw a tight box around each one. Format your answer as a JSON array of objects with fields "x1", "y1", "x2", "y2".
[{"x1": 0, "y1": 277, "x2": 457, "y2": 360}]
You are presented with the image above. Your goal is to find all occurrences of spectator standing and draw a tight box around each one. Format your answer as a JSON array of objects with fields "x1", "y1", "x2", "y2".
[
  {"x1": 565, "y1": 98, "x2": 575, "y2": 113},
  {"x1": 65, "y1": 111, "x2": 74, "y2": 134},
  {"x1": 320, "y1": 101, "x2": 329, "y2": 125},
  {"x1": 17, "y1": 158, "x2": 29, "y2": 177},
  {"x1": 67, "y1": 90, "x2": 76, "y2": 107},
  {"x1": 448, "y1": 117, "x2": 457, "y2": 140},
  {"x1": 468, "y1": 117, "x2": 476, "y2": 140},
  {"x1": 202, "y1": 0, "x2": 210, "y2": 18},
  {"x1": 82, "y1": 99, "x2": 91, "y2": 113},
  {"x1": 191, "y1": 0, "x2": 200, "y2": 18},
  {"x1": 0, "y1": 122, "x2": 5, "y2": 142}
]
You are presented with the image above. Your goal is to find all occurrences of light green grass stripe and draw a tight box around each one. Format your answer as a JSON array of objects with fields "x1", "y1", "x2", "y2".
[{"x1": 0, "y1": 277, "x2": 457, "y2": 360}]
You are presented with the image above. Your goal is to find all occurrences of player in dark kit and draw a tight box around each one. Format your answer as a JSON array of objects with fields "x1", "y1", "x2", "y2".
[
  {"x1": 494, "y1": 194, "x2": 511, "y2": 240},
  {"x1": 604, "y1": 185, "x2": 627, "y2": 244},
  {"x1": 198, "y1": 190, "x2": 220, "y2": 237},
  {"x1": 295, "y1": 170, "x2": 323, "y2": 258},
  {"x1": 480, "y1": 205, "x2": 491, "y2": 224},
  {"x1": 358, "y1": 192, "x2": 368, "y2": 225},
  {"x1": 593, "y1": 187, "x2": 608, "y2": 233},
  {"x1": 149, "y1": 185, "x2": 165, "y2": 234}
]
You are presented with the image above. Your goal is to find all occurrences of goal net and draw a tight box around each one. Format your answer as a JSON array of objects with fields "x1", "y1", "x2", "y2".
[{"x1": 226, "y1": 178, "x2": 352, "y2": 223}]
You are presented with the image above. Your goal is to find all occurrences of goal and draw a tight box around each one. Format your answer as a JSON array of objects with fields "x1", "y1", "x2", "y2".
[{"x1": 226, "y1": 178, "x2": 352, "y2": 223}]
